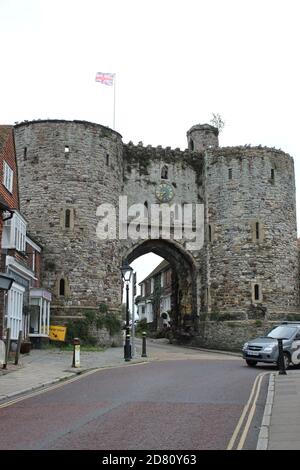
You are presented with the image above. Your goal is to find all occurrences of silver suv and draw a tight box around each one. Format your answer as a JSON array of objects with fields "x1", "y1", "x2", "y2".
[{"x1": 242, "y1": 322, "x2": 300, "y2": 368}]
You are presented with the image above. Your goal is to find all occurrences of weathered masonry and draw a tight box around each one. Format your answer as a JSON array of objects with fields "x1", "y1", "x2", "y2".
[{"x1": 13, "y1": 120, "x2": 300, "y2": 349}]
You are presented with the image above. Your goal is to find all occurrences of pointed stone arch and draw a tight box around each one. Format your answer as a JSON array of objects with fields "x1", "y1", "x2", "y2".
[{"x1": 123, "y1": 239, "x2": 199, "y2": 330}]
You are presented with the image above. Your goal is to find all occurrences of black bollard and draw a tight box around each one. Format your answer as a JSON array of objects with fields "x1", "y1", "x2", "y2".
[
  {"x1": 141, "y1": 331, "x2": 147, "y2": 358},
  {"x1": 3, "y1": 328, "x2": 11, "y2": 370},
  {"x1": 124, "y1": 333, "x2": 131, "y2": 362},
  {"x1": 277, "y1": 338, "x2": 287, "y2": 375}
]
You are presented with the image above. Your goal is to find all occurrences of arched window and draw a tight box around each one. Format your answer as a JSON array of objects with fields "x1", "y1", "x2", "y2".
[
  {"x1": 59, "y1": 278, "x2": 65, "y2": 296},
  {"x1": 65, "y1": 209, "x2": 71, "y2": 228},
  {"x1": 161, "y1": 165, "x2": 168, "y2": 179},
  {"x1": 189, "y1": 139, "x2": 194, "y2": 151}
]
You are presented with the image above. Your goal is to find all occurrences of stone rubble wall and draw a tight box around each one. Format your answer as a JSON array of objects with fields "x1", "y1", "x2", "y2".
[
  {"x1": 14, "y1": 120, "x2": 124, "y2": 322},
  {"x1": 191, "y1": 320, "x2": 289, "y2": 351},
  {"x1": 205, "y1": 145, "x2": 299, "y2": 319}
]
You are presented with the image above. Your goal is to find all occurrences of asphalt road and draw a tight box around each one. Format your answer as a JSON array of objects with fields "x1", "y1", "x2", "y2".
[{"x1": 0, "y1": 349, "x2": 269, "y2": 450}]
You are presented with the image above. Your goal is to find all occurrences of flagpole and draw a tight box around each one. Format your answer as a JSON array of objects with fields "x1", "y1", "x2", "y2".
[{"x1": 113, "y1": 73, "x2": 116, "y2": 130}]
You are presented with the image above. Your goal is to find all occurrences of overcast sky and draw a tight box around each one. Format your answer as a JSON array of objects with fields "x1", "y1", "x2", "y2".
[{"x1": 1, "y1": 0, "x2": 300, "y2": 298}]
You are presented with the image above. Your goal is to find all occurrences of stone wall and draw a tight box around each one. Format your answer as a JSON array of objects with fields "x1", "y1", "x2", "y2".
[
  {"x1": 204, "y1": 145, "x2": 299, "y2": 319},
  {"x1": 122, "y1": 143, "x2": 206, "y2": 322},
  {"x1": 187, "y1": 124, "x2": 219, "y2": 151},
  {"x1": 14, "y1": 121, "x2": 124, "y2": 339},
  {"x1": 191, "y1": 320, "x2": 288, "y2": 351}
]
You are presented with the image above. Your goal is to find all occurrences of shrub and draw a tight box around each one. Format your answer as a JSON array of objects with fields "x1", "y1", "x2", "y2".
[
  {"x1": 65, "y1": 304, "x2": 122, "y2": 346},
  {"x1": 136, "y1": 318, "x2": 148, "y2": 335}
]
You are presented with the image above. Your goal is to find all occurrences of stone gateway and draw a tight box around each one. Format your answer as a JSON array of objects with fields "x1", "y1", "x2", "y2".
[{"x1": 13, "y1": 120, "x2": 300, "y2": 349}]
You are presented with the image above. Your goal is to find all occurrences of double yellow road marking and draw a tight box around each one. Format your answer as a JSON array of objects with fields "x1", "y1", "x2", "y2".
[{"x1": 227, "y1": 371, "x2": 269, "y2": 450}]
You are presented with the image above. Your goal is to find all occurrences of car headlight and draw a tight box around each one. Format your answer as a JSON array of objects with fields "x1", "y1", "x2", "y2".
[
  {"x1": 263, "y1": 344, "x2": 276, "y2": 352},
  {"x1": 242, "y1": 342, "x2": 249, "y2": 350}
]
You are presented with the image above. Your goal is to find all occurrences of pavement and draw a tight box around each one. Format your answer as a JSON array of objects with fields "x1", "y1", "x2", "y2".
[
  {"x1": 1, "y1": 338, "x2": 300, "y2": 450},
  {"x1": 257, "y1": 369, "x2": 300, "y2": 450}
]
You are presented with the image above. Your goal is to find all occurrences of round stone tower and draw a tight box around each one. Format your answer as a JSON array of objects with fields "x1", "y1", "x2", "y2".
[
  {"x1": 204, "y1": 145, "x2": 299, "y2": 320},
  {"x1": 14, "y1": 120, "x2": 124, "y2": 323},
  {"x1": 187, "y1": 124, "x2": 219, "y2": 151}
]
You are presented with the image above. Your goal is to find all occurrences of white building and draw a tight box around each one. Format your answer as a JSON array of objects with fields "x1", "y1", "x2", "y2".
[{"x1": 136, "y1": 260, "x2": 172, "y2": 328}]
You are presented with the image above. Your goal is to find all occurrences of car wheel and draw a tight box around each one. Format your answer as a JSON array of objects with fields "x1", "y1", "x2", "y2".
[
  {"x1": 246, "y1": 360, "x2": 257, "y2": 367},
  {"x1": 277, "y1": 352, "x2": 290, "y2": 370}
]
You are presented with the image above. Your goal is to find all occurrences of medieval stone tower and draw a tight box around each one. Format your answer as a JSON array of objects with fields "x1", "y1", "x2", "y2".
[
  {"x1": 13, "y1": 119, "x2": 300, "y2": 348},
  {"x1": 14, "y1": 120, "x2": 124, "y2": 325}
]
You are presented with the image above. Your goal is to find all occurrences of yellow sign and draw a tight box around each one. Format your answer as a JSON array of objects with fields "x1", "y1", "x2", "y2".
[{"x1": 49, "y1": 325, "x2": 67, "y2": 342}]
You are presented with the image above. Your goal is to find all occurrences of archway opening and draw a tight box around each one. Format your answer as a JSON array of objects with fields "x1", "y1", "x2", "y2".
[{"x1": 123, "y1": 239, "x2": 198, "y2": 335}]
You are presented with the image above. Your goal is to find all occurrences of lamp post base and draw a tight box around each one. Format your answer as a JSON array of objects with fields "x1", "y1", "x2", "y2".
[{"x1": 124, "y1": 333, "x2": 131, "y2": 361}]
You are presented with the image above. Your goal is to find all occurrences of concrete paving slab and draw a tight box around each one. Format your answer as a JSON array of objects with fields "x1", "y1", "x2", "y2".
[
  {"x1": 271, "y1": 416, "x2": 300, "y2": 425},
  {"x1": 269, "y1": 442, "x2": 300, "y2": 450}
]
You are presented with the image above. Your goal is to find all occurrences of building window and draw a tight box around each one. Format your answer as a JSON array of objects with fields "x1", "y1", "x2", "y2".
[
  {"x1": 59, "y1": 279, "x2": 65, "y2": 296},
  {"x1": 24, "y1": 147, "x2": 27, "y2": 160},
  {"x1": 271, "y1": 169, "x2": 275, "y2": 182},
  {"x1": 3, "y1": 161, "x2": 13, "y2": 193},
  {"x1": 161, "y1": 165, "x2": 168, "y2": 180},
  {"x1": 228, "y1": 168, "x2": 233, "y2": 180},
  {"x1": 255, "y1": 222, "x2": 260, "y2": 240},
  {"x1": 6, "y1": 283, "x2": 25, "y2": 340},
  {"x1": 208, "y1": 223, "x2": 214, "y2": 243},
  {"x1": 189, "y1": 139, "x2": 194, "y2": 151},
  {"x1": 252, "y1": 220, "x2": 263, "y2": 242},
  {"x1": 106, "y1": 154, "x2": 109, "y2": 166},
  {"x1": 32, "y1": 251, "x2": 36, "y2": 273},
  {"x1": 64, "y1": 146, "x2": 70, "y2": 153},
  {"x1": 252, "y1": 282, "x2": 262, "y2": 303},
  {"x1": 65, "y1": 209, "x2": 71, "y2": 228},
  {"x1": 254, "y1": 284, "x2": 260, "y2": 301},
  {"x1": 61, "y1": 207, "x2": 74, "y2": 230},
  {"x1": 2, "y1": 212, "x2": 27, "y2": 252},
  {"x1": 145, "y1": 280, "x2": 151, "y2": 296}
]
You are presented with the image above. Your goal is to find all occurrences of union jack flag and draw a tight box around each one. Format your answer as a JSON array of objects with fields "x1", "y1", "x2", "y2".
[{"x1": 95, "y1": 72, "x2": 115, "y2": 86}]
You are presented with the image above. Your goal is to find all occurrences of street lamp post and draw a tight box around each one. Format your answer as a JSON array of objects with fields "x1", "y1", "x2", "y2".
[{"x1": 121, "y1": 261, "x2": 133, "y2": 362}]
